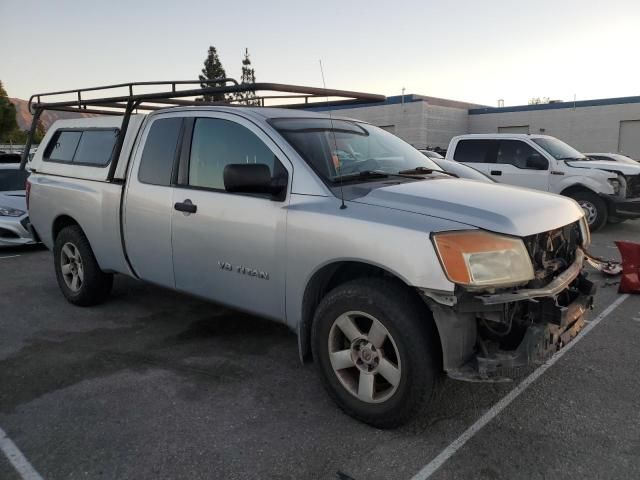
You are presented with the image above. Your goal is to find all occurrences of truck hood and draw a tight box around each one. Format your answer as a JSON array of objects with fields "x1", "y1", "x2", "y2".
[
  {"x1": 566, "y1": 160, "x2": 640, "y2": 175},
  {"x1": 351, "y1": 178, "x2": 584, "y2": 237}
]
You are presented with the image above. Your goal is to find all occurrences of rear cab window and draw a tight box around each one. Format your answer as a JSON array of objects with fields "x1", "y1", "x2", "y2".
[
  {"x1": 44, "y1": 129, "x2": 118, "y2": 166},
  {"x1": 453, "y1": 139, "x2": 497, "y2": 163},
  {"x1": 137, "y1": 117, "x2": 184, "y2": 186}
]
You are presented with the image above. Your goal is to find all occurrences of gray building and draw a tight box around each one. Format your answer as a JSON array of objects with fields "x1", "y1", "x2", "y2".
[
  {"x1": 469, "y1": 97, "x2": 640, "y2": 158},
  {"x1": 314, "y1": 94, "x2": 640, "y2": 159},
  {"x1": 309, "y1": 94, "x2": 482, "y2": 150}
]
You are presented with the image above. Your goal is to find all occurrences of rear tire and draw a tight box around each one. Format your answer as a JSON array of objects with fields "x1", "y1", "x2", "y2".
[
  {"x1": 311, "y1": 278, "x2": 440, "y2": 428},
  {"x1": 54, "y1": 225, "x2": 113, "y2": 306},
  {"x1": 567, "y1": 190, "x2": 608, "y2": 232}
]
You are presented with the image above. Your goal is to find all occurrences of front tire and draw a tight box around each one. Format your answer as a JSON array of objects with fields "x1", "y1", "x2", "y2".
[
  {"x1": 54, "y1": 225, "x2": 113, "y2": 306},
  {"x1": 311, "y1": 278, "x2": 439, "y2": 428},
  {"x1": 567, "y1": 190, "x2": 608, "y2": 231}
]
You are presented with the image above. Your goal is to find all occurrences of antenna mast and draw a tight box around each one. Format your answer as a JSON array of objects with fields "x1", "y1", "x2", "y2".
[{"x1": 319, "y1": 60, "x2": 346, "y2": 210}]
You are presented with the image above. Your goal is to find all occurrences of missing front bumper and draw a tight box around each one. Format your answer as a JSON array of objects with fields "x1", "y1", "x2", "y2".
[
  {"x1": 447, "y1": 293, "x2": 593, "y2": 382},
  {"x1": 475, "y1": 249, "x2": 585, "y2": 305}
]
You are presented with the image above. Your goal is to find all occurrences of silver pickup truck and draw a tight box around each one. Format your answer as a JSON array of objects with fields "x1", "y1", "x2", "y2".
[{"x1": 26, "y1": 82, "x2": 594, "y2": 428}]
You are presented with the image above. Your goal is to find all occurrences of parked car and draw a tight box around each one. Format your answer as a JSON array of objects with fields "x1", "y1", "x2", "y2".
[
  {"x1": 0, "y1": 162, "x2": 35, "y2": 247},
  {"x1": 585, "y1": 153, "x2": 638, "y2": 165},
  {"x1": 446, "y1": 134, "x2": 640, "y2": 230},
  {"x1": 418, "y1": 149, "x2": 445, "y2": 159},
  {"x1": 28, "y1": 88, "x2": 594, "y2": 428},
  {"x1": 427, "y1": 157, "x2": 495, "y2": 183}
]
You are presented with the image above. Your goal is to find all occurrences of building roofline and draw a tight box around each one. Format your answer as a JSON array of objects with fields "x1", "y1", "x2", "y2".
[
  {"x1": 469, "y1": 95, "x2": 640, "y2": 115},
  {"x1": 303, "y1": 94, "x2": 422, "y2": 112},
  {"x1": 304, "y1": 94, "x2": 485, "y2": 112}
]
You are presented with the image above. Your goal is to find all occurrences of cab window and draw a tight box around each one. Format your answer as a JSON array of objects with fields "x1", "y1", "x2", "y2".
[
  {"x1": 497, "y1": 140, "x2": 548, "y2": 169},
  {"x1": 188, "y1": 118, "x2": 284, "y2": 191}
]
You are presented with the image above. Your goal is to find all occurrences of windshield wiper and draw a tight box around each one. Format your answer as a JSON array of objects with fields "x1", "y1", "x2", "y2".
[
  {"x1": 336, "y1": 167, "x2": 455, "y2": 183},
  {"x1": 337, "y1": 169, "x2": 426, "y2": 182},
  {"x1": 398, "y1": 166, "x2": 458, "y2": 177},
  {"x1": 337, "y1": 170, "x2": 389, "y2": 181},
  {"x1": 558, "y1": 157, "x2": 587, "y2": 161}
]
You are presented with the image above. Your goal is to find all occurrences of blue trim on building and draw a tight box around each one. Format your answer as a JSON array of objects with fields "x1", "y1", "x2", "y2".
[
  {"x1": 302, "y1": 93, "x2": 640, "y2": 115},
  {"x1": 469, "y1": 95, "x2": 640, "y2": 115},
  {"x1": 304, "y1": 94, "x2": 422, "y2": 112}
]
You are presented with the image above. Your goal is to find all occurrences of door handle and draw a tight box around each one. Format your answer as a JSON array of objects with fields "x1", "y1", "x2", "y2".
[
  {"x1": 490, "y1": 170, "x2": 502, "y2": 176},
  {"x1": 174, "y1": 199, "x2": 197, "y2": 214}
]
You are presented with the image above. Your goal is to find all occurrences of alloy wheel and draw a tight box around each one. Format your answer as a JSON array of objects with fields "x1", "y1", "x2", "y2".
[
  {"x1": 327, "y1": 311, "x2": 402, "y2": 403},
  {"x1": 578, "y1": 200, "x2": 598, "y2": 226},
  {"x1": 60, "y1": 242, "x2": 84, "y2": 292}
]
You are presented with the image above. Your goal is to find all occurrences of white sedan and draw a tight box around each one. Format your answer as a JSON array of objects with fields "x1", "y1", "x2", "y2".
[{"x1": 0, "y1": 161, "x2": 36, "y2": 247}]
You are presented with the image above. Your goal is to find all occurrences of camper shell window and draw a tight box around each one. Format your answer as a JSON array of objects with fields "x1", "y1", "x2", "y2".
[{"x1": 44, "y1": 128, "x2": 119, "y2": 167}]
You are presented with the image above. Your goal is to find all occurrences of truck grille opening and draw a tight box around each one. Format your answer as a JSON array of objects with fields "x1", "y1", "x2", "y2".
[
  {"x1": 626, "y1": 174, "x2": 640, "y2": 198},
  {"x1": 522, "y1": 221, "x2": 581, "y2": 287}
]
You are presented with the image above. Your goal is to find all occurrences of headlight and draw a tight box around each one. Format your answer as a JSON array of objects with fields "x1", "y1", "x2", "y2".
[
  {"x1": 579, "y1": 216, "x2": 591, "y2": 247},
  {"x1": 0, "y1": 206, "x2": 25, "y2": 217},
  {"x1": 608, "y1": 178, "x2": 620, "y2": 195},
  {"x1": 432, "y1": 230, "x2": 534, "y2": 288}
]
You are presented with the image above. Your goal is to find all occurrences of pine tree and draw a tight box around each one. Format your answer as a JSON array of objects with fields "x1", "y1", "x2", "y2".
[
  {"x1": 235, "y1": 48, "x2": 259, "y2": 106},
  {"x1": 0, "y1": 80, "x2": 18, "y2": 142},
  {"x1": 198, "y1": 46, "x2": 228, "y2": 102}
]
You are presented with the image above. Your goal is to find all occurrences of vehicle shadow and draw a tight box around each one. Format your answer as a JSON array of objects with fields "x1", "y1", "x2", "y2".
[{"x1": 0, "y1": 243, "x2": 47, "y2": 256}]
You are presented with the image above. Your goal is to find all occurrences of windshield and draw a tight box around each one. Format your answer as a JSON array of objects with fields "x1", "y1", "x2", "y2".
[
  {"x1": 0, "y1": 169, "x2": 29, "y2": 191},
  {"x1": 271, "y1": 118, "x2": 441, "y2": 182},
  {"x1": 532, "y1": 137, "x2": 587, "y2": 161}
]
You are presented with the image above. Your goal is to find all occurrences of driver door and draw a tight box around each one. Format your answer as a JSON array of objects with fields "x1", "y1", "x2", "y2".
[
  {"x1": 491, "y1": 140, "x2": 550, "y2": 191},
  {"x1": 171, "y1": 113, "x2": 291, "y2": 320}
]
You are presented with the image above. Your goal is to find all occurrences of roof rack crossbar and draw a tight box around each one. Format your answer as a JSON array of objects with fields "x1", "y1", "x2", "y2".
[
  {"x1": 27, "y1": 79, "x2": 239, "y2": 113},
  {"x1": 28, "y1": 80, "x2": 385, "y2": 113},
  {"x1": 20, "y1": 79, "x2": 386, "y2": 171}
]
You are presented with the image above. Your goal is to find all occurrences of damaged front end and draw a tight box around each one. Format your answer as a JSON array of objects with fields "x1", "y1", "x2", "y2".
[{"x1": 424, "y1": 220, "x2": 595, "y2": 382}]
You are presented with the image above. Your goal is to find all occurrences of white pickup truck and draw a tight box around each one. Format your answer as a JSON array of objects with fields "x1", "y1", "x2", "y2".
[
  {"x1": 24, "y1": 82, "x2": 595, "y2": 428},
  {"x1": 446, "y1": 134, "x2": 640, "y2": 230}
]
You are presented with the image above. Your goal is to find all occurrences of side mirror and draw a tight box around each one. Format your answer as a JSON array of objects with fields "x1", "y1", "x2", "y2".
[
  {"x1": 526, "y1": 154, "x2": 548, "y2": 170},
  {"x1": 223, "y1": 164, "x2": 286, "y2": 199}
]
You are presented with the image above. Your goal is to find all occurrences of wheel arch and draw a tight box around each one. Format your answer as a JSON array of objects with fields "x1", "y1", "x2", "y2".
[
  {"x1": 560, "y1": 185, "x2": 611, "y2": 230},
  {"x1": 298, "y1": 260, "x2": 440, "y2": 363},
  {"x1": 52, "y1": 214, "x2": 82, "y2": 242},
  {"x1": 559, "y1": 184, "x2": 599, "y2": 197}
]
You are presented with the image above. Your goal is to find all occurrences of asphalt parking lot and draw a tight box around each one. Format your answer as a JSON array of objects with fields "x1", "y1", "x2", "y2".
[{"x1": 1, "y1": 224, "x2": 639, "y2": 480}]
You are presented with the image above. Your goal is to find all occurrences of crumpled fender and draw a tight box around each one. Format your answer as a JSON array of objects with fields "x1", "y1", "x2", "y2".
[{"x1": 616, "y1": 241, "x2": 640, "y2": 294}]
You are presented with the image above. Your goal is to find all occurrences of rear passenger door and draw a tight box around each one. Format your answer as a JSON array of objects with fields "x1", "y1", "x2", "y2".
[
  {"x1": 170, "y1": 113, "x2": 291, "y2": 321},
  {"x1": 124, "y1": 115, "x2": 183, "y2": 288},
  {"x1": 452, "y1": 139, "x2": 496, "y2": 175},
  {"x1": 493, "y1": 140, "x2": 549, "y2": 191}
]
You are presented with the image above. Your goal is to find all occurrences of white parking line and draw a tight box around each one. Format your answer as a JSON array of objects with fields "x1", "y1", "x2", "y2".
[
  {"x1": 0, "y1": 426, "x2": 44, "y2": 480},
  {"x1": 0, "y1": 255, "x2": 20, "y2": 260},
  {"x1": 410, "y1": 293, "x2": 630, "y2": 480}
]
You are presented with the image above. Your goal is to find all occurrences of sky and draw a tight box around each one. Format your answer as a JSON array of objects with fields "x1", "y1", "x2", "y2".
[{"x1": 1, "y1": 0, "x2": 639, "y2": 107}]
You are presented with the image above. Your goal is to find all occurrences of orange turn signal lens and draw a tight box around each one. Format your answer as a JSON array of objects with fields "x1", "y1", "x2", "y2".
[{"x1": 433, "y1": 230, "x2": 534, "y2": 287}]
